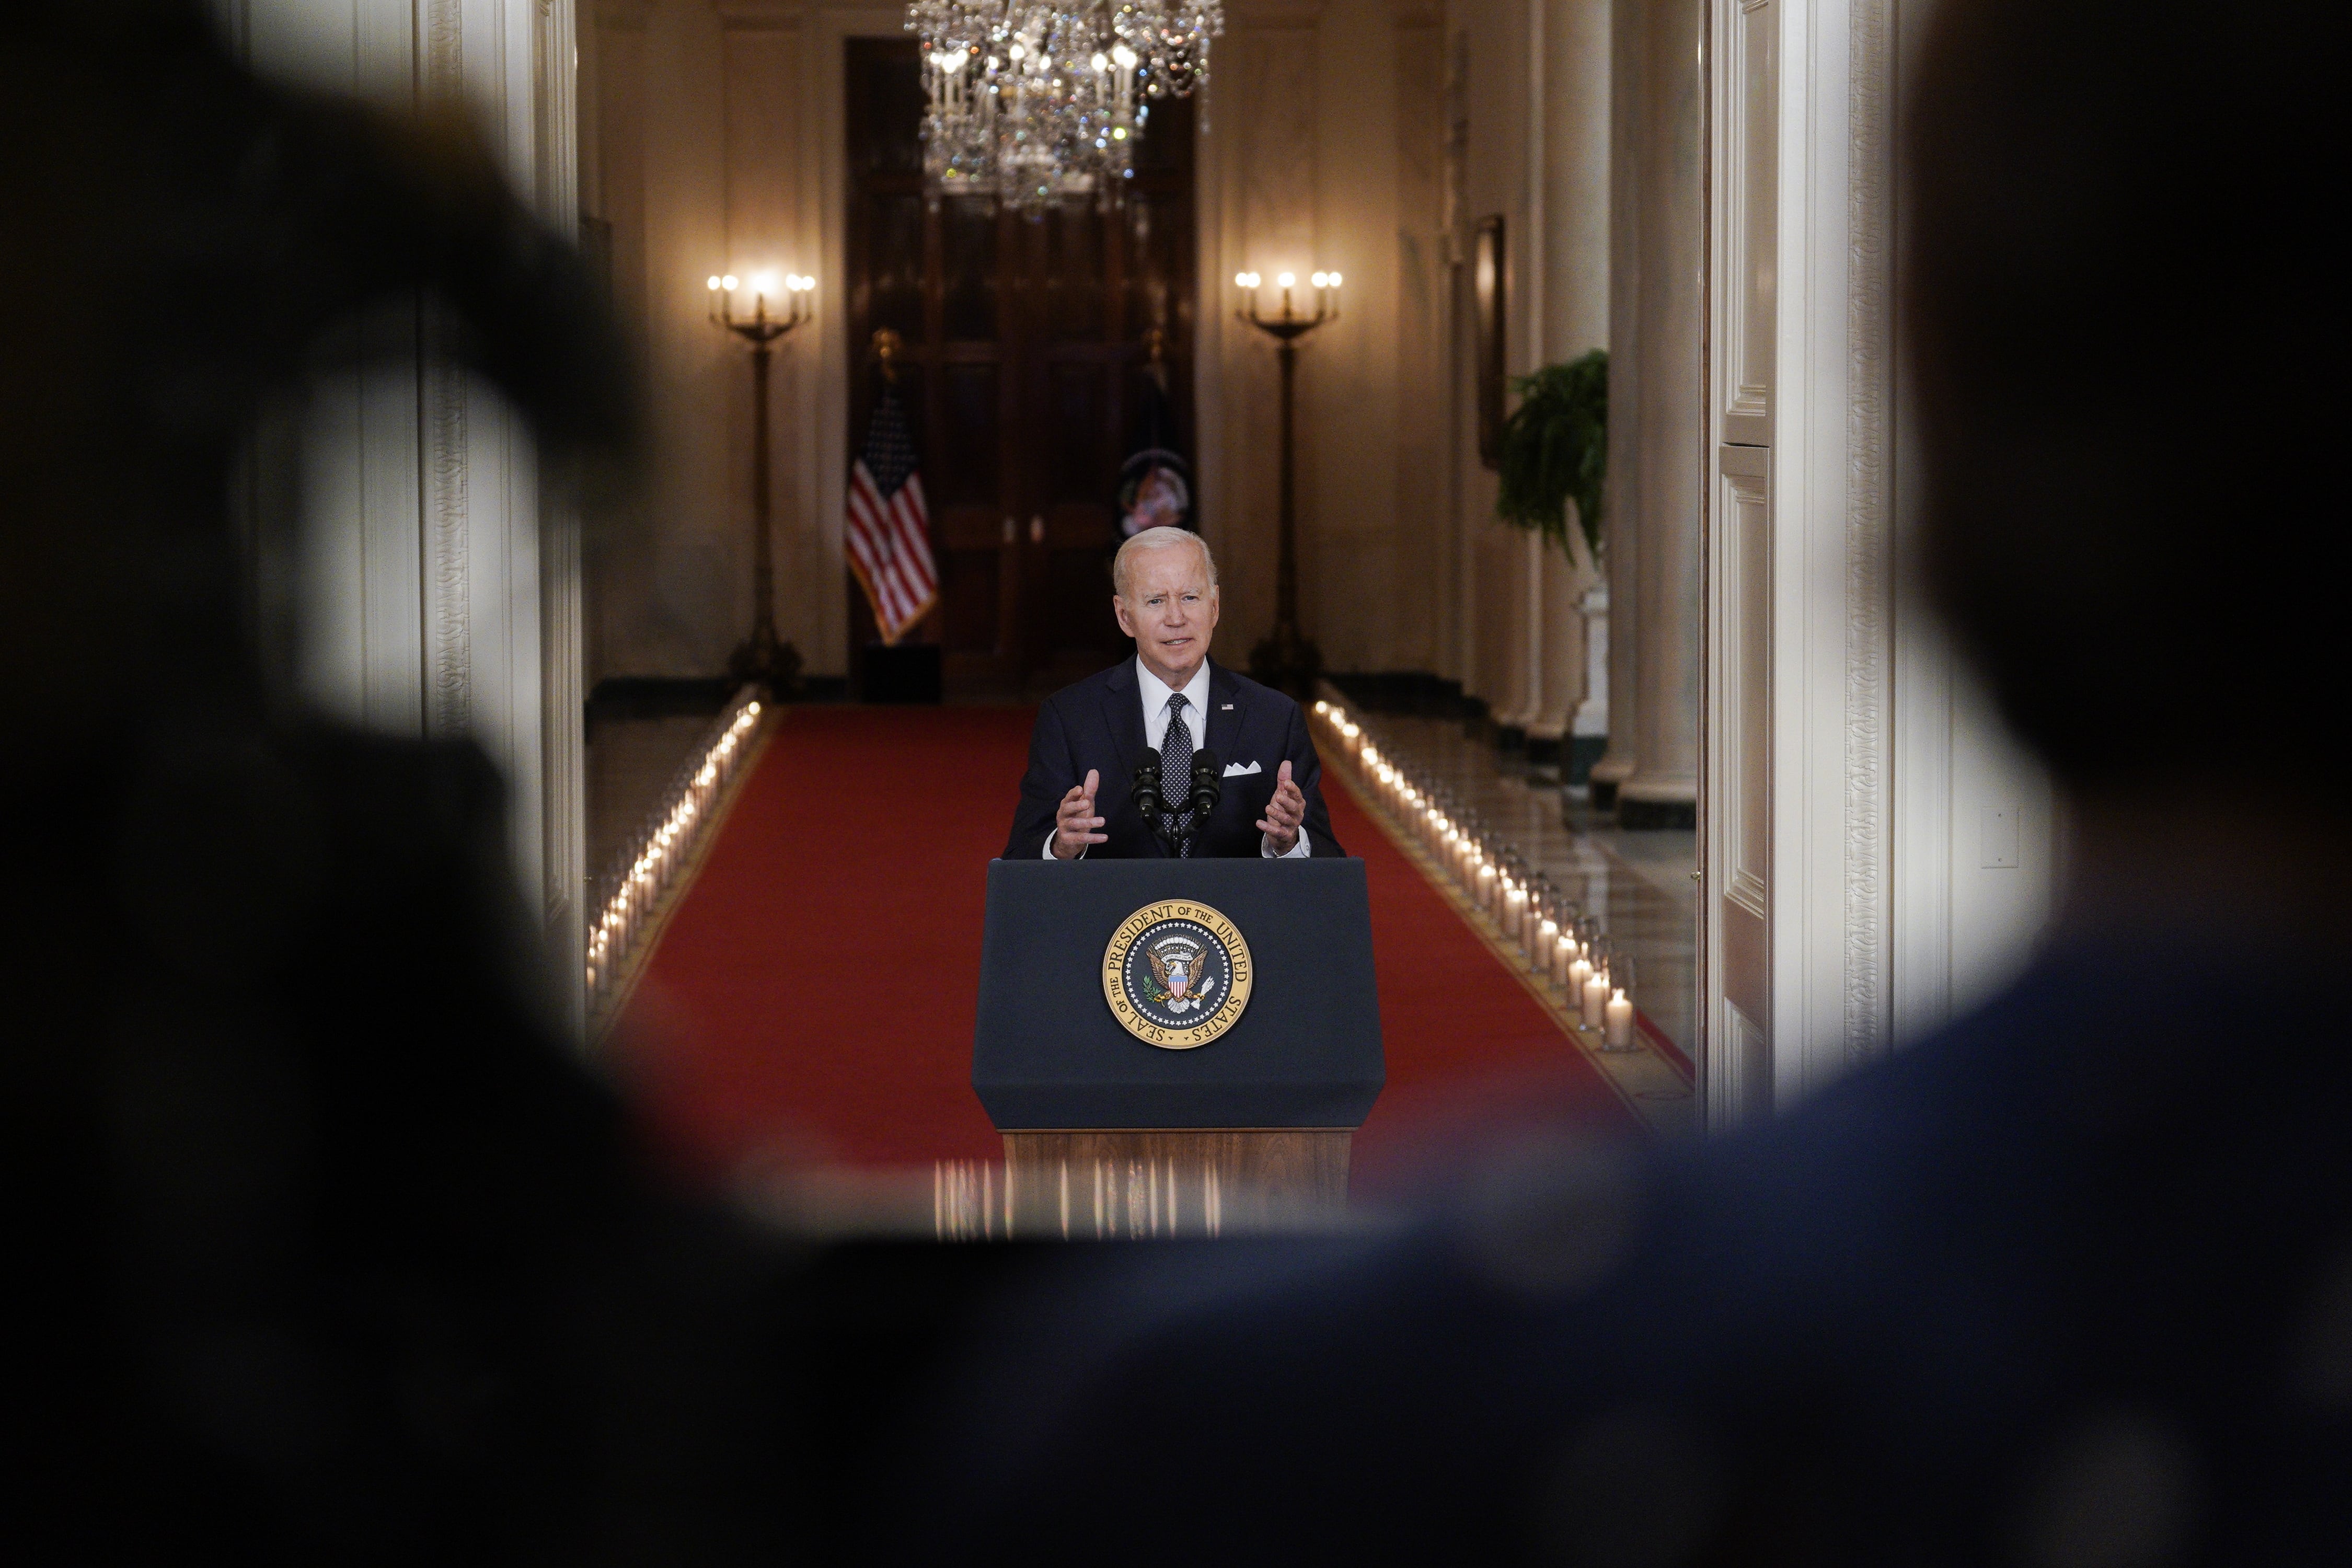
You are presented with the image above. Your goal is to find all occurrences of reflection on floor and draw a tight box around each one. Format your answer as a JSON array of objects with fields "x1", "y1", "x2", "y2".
[{"x1": 1350, "y1": 714, "x2": 1698, "y2": 1056}]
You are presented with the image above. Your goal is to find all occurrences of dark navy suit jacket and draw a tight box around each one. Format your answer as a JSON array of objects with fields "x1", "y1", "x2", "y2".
[{"x1": 1001, "y1": 657, "x2": 1345, "y2": 860}]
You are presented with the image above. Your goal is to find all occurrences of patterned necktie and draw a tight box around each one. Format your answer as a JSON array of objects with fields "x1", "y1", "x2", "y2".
[{"x1": 1159, "y1": 693, "x2": 1196, "y2": 856}]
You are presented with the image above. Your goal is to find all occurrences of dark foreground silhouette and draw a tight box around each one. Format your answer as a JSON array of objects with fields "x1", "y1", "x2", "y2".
[{"x1": 6, "y1": 2, "x2": 2342, "y2": 1563}]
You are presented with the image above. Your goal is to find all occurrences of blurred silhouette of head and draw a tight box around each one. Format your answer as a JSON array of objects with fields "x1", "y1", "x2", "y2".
[
  {"x1": 1, "y1": 0, "x2": 637, "y2": 758},
  {"x1": 1906, "y1": 0, "x2": 2336, "y2": 799}
]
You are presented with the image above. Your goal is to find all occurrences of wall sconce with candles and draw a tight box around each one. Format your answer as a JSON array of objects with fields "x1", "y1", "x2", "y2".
[
  {"x1": 1235, "y1": 268, "x2": 1340, "y2": 697},
  {"x1": 707, "y1": 270, "x2": 816, "y2": 691}
]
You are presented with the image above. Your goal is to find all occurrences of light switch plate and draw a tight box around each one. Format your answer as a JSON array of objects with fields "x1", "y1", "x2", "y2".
[{"x1": 1980, "y1": 804, "x2": 2021, "y2": 869}]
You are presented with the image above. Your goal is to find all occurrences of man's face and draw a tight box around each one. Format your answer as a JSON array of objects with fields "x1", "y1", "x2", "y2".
[{"x1": 1114, "y1": 540, "x2": 1220, "y2": 688}]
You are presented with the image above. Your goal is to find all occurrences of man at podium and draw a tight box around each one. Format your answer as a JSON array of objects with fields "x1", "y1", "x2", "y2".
[{"x1": 1003, "y1": 526, "x2": 1344, "y2": 861}]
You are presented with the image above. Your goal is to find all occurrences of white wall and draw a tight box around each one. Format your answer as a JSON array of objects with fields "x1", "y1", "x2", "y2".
[
  {"x1": 1885, "y1": 0, "x2": 2055, "y2": 1043},
  {"x1": 1443, "y1": 0, "x2": 1534, "y2": 717},
  {"x1": 1705, "y1": 0, "x2": 2055, "y2": 1121},
  {"x1": 1892, "y1": 614, "x2": 2057, "y2": 1043}
]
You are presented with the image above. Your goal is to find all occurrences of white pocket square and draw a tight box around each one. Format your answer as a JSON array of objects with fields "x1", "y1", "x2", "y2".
[{"x1": 1223, "y1": 760, "x2": 1261, "y2": 777}]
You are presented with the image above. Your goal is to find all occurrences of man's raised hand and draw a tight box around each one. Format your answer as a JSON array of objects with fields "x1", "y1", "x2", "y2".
[
  {"x1": 1258, "y1": 759, "x2": 1306, "y2": 854},
  {"x1": 1054, "y1": 768, "x2": 1108, "y2": 859}
]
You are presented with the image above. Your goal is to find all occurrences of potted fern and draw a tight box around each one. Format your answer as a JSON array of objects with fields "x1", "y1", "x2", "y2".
[{"x1": 1494, "y1": 350, "x2": 1607, "y2": 560}]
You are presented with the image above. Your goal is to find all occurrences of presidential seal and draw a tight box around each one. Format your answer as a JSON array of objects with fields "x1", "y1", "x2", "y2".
[{"x1": 1101, "y1": 900, "x2": 1254, "y2": 1050}]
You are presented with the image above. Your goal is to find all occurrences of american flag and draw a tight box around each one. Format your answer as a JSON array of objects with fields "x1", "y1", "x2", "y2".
[{"x1": 845, "y1": 386, "x2": 938, "y2": 644}]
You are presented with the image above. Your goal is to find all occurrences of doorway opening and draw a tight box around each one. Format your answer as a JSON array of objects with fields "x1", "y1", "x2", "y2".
[{"x1": 843, "y1": 39, "x2": 1197, "y2": 700}]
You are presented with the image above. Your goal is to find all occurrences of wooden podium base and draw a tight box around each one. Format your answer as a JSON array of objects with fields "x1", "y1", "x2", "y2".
[{"x1": 1000, "y1": 1130, "x2": 1351, "y2": 1238}]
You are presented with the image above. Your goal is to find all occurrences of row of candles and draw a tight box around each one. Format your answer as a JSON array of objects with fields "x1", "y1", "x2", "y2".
[
  {"x1": 1310, "y1": 699, "x2": 1641, "y2": 1052},
  {"x1": 586, "y1": 693, "x2": 766, "y2": 1018}
]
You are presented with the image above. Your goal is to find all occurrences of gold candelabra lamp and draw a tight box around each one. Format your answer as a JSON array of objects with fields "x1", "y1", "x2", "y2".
[
  {"x1": 707, "y1": 269, "x2": 815, "y2": 691},
  {"x1": 1236, "y1": 269, "x2": 1341, "y2": 698}
]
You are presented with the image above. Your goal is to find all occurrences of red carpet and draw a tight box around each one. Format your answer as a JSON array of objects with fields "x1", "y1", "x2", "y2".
[{"x1": 616, "y1": 706, "x2": 1638, "y2": 1189}]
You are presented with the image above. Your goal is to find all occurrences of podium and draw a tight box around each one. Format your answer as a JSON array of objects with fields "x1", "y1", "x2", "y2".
[{"x1": 973, "y1": 857, "x2": 1384, "y2": 1233}]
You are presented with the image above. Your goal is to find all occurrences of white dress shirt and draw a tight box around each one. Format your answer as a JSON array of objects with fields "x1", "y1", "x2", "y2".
[{"x1": 1046, "y1": 656, "x2": 1310, "y2": 859}]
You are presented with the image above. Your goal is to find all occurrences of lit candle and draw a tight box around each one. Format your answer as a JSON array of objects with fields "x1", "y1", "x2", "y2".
[
  {"x1": 1568, "y1": 954, "x2": 1593, "y2": 1005},
  {"x1": 1553, "y1": 932, "x2": 1574, "y2": 987},
  {"x1": 1582, "y1": 971, "x2": 1610, "y2": 1029},
  {"x1": 1605, "y1": 988, "x2": 1635, "y2": 1048}
]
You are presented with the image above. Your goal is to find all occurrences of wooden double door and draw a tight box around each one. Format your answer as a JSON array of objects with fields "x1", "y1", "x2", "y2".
[{"x1": 845, "y1": 39, "x2": 1196, "y2": 696}]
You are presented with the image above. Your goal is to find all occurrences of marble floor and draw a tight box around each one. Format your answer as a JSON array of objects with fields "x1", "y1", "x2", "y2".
[
  {"x1": 586, "y1": 711, "x2": 724, "y2": 886},
  {"x1": 1343, "y1": 714, "x2": 1699, "y2": 1057}
]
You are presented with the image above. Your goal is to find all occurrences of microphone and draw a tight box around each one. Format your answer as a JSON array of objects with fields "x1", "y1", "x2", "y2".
[
  {"x1": 1188, "y1": 747, "x2": 1223, "y2": 824},
  {"x1": 1133, "y1": 748, "x2": 1167, "y2": 839}
]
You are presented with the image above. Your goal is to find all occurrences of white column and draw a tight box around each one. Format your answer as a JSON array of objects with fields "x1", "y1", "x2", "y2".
[
  {"x1": 1613, "y1": 0, "x2": 1700, "y2": 829},
  {"x1": 1585, "y1": 0, "x2": 1642, "y2": 805},
  {"x1": 1495, "y1": 0, "x2": 1548, "y2": 738},
  {"x1": 1529, "y1": 0, "x2": 1610, "y2": 757}
]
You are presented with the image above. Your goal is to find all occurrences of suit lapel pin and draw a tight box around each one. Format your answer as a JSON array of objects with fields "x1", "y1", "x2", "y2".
[{"x1": 1220, "y1": 703, "x2": 1233, "y2": 710}]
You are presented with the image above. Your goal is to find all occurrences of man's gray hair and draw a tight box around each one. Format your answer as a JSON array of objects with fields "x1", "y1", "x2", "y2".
[{"x1": 1113, "y1": 526, "x2": 1217, "y2": 598}]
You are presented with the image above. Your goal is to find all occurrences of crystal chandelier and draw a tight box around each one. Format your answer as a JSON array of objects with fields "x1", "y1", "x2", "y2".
[
  {"x1": 1113, "y1": 0, "x2": 1220, "y2": 103},
  {"x1": 908, "y1": 0, "x2": 1000, "y2": 196},
  {"x1": 908, "y1": 0, "x2": 1221, "y2": 210}
]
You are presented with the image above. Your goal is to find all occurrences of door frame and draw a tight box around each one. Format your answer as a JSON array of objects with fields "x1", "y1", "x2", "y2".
[
  {"x1": 1700, "y1": 0, "x2": 1903, "y2": 1122},
  {"x1": 835, "y1": 33, "x2": 1198, "y2": 697}
]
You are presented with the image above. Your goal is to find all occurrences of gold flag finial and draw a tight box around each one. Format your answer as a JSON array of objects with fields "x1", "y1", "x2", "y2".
[{"x1": 872, "y1": 327, "x2": 904, "y2": 384}]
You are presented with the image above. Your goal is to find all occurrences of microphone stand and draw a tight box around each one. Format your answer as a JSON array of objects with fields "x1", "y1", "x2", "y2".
[
  {"x1": 1184, "y1": 749, "x2": 1223, "y2": 857},
  {"x1": 1134, "y1": 748, "x2": 1173, "y2": 854},
  {"x1": 1134, "y1": 748, "x2": 1227, "y2": 857}
]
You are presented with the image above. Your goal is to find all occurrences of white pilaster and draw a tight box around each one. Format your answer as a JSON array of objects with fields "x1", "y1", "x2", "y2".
[
  {"x1": 1586, "y1": 0, "x2": 1643, "y2": 799},
  {"x1": 1498, "y1": 0, "x2": 1546, "y2": 735},
  {"x1": 1615, "y1": 0, "x2": 1701, "y2": 822},
  {"x1": 225, "y1": 0, "x2": 584, "y2": 1029},
  {"x1": 1529, "y1": 0, "x2": 1610, "y2": 751}
]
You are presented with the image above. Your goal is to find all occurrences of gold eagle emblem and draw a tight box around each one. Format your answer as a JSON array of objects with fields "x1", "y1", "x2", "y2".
[{"x1": 1101, "y1": 902, "x2": 1254, "y2": 1050}]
